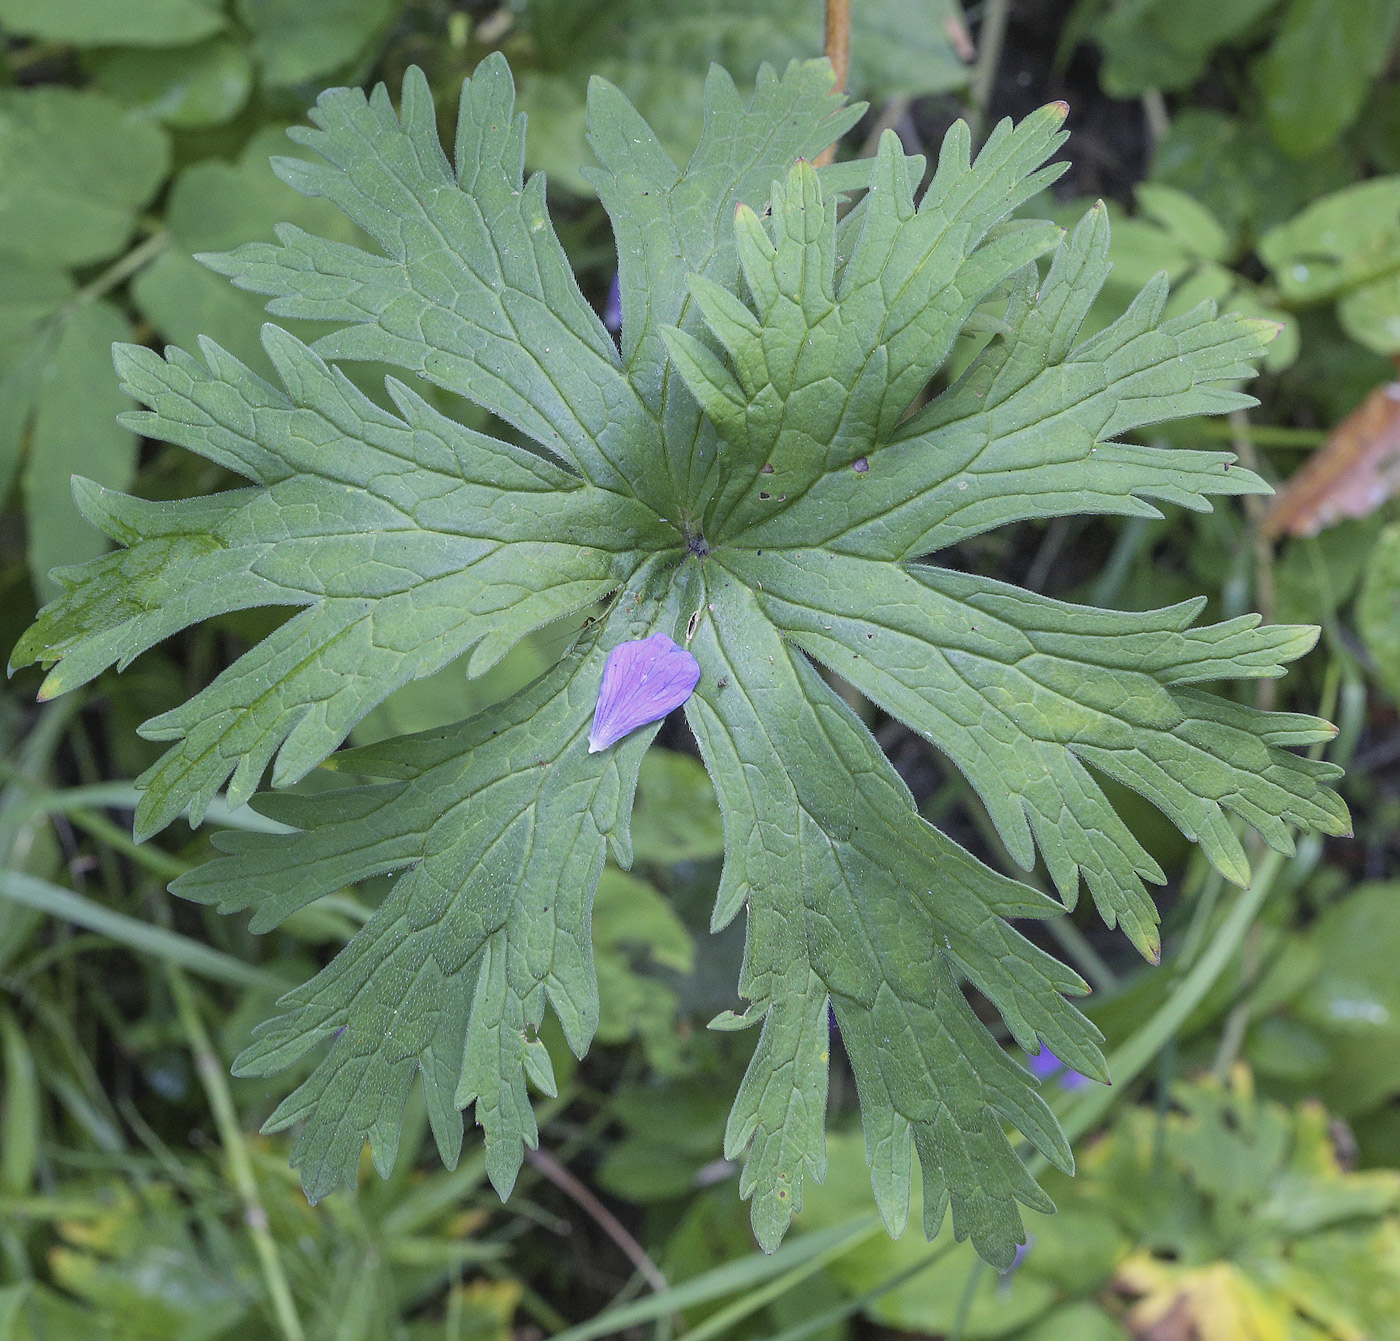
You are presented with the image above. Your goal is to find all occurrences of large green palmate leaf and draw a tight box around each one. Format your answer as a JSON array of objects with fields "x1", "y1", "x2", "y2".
[{"x1": 12, "y1": 55, "x2": 1349, "y2": 1267}]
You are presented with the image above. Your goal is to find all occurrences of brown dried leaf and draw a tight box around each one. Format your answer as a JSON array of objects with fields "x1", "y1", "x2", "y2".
[{"x1": 1263, "y1": 382, "x2": 1400, "y2": 538}]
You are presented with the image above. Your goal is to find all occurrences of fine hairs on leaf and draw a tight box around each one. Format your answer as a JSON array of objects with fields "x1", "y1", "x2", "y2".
[{"x1": 11, "y1": 54, "x2": 1349, "y2": 1269}]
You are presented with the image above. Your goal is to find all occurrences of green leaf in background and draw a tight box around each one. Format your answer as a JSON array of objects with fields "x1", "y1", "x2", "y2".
[
  {"x1": 0, "y1": 262, "x2": 73, "y2": 353},
  {"x1": 1021, "y1": 1303, "x2": 1133, "y2": 1341},
  {"x1": 236, "y1": 0, "x2": 402, "y2": 87},
  {"x1": 0, "y1": 0, "x2": 223, "y2": 46},
  {"x1": 0, "y1": 87, "x2": 170, "y2": 268},
  {"x1": 1127, "y1": 183, "x2": 1230, "y2": 267},
  {"x1": 596, "y1": 1079, "x2": 734, "y2": 1202},
  {"x1": 1358, "y1": 523, "x2": 1400, "y2": 701},
  {"x1": 1098, "y1": 1070, "x2": 1400, "y2": 1339},
  {"x1": 516, "y1": 0, "x2": 971, "y2": 194},
  {"x1": 1048, "y1": 184, "x2": 1298, "y2": 369},
  {"x1": 629, "y1": 748, "x2": 725, "y2": 864},
  {"x1": 795, "y1": 1133, "x2": 1120, "y2": 1338},
  {"x1": 593, "y1": 865, "x2": 695, "y2": 1071},
  {"x1": 46, "y1": 1182, "x2": 250, "y2": 1337},
  {"x1": 1149, "y1": 107, "x2": 1356, "y2": 242},
  {"x1": 1335, "y1": 267, "x2": 1400, "y2": 353},
  {"x1": 1259, "y1": 178, "x2": 1400, "y2": 303},
  {"x1": 1286, "y1": 882, "x2": 1400, "y2": 1116},
  {"x1": 131, "y1": 126, "x2": 368, "y2": 374},
  {"x1": 88, "y1": 36, "x2": 254, "y2": 129},
  {"x1": 21, "y1": 301, "x2": 138, "y2": 600},
  {"x1": 1254, "y1": 0, "x2": 1400, "y2": 158},
  {"x1": 1093, "y1": 0, "x2": 1278, "y2": 97},
  {"x1": 0, "y1": 262, "x2": 72, "y2": 502},
  {"x1": 1258, "y1": 177, "x2": 1400, "y2": 354}
]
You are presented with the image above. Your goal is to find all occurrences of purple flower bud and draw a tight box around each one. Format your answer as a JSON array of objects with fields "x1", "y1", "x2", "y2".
[{"x1": 588, "y1": 633, "x2": 701, "y2": 753}]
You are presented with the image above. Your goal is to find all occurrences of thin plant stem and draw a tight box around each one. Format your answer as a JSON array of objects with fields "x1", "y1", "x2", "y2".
[
  {"x1": 1174, "y1": 866, "x2": 1226, "y2": 971},
  {"x1": 1141, "y1": 89, "x2": 1170, "y2": 143},
  {"x1": 1212, "y1": 989, "x2": 1255, "y2": 1080},
  {"x1": 66, "y1": 229, "x2": 170, "y2": 312},
  {"x1": 0, "y1": 698, "x2": 83, "y2": 867},
  {"x1": 166, "y1": 966, "x2": 306, "y2": 1341},
  {"x1": 1191, "y1": 420, "x2": 1325, "y2": 448},
  {"x1": 948, "y1": 1258, "x2": 988, "y2": 1341},
  {"x1": 676, "y1": 1221, "x2": 877, "y2": 1341},
  {"x1": 968, "y1": 0, "x2": 1011, "y2": 143},
  {"x1": 1025, "y1": 516, "x2": 1073, "y2": 592},
  {"x1": 825, "y1": 0, "x2": 851, "y2": 91},
  {"x1": 1045, "y1": 914, "x2": 1120, "y2": 995},
  {"x1": 65, "y1": 807, "x2": 189, "y2": 882},
  {"x1": 554, "y1": 1218, "x2": 882, "y2": 1341},
  {"x1": 1047, "y1": 846, "x2": 1287, "y2": 1157},
  {"x1": 814, "y1": 0, "x2": 852, "y2": 166},
  {"x1": 762, "y1": 1245, "x2": 950, "y2": 1341},
  {"x1": 1230, "y1": 409, "x2": 1278, "y2": 706},
  {"x1": 524, "y1": 1146, "x2": 670, "y2": 1295}
]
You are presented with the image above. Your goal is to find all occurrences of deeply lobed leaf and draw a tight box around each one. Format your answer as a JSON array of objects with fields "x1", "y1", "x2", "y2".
[
  {"x1": 712, "y1": 202, "x2": 1279, "y2": 558},
  {"x1": 685, "y1": 566, "x2": 1103, "y2": 1263},
  {"x1": 12, "y1": 53, "x2": 1348, "y2": 1267},
  {"x1": 15, "y1": 326, "x2": 666, "y2": 837},
  {"x1": 729, "y1": 551, "x2": 1346, "y2": 957},
  {"x1": 180, "y1": 563, "x2": 691, "y2": 1198}
]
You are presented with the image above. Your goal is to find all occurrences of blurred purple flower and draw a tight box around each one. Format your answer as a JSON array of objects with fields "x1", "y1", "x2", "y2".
[
  {"x1": 998, "y1": 1237, "x2": 1033, "y2": 1293},
  {"x1": 1027, "y1": 1048, "x2": 1090, "y2": 1091},
  {"x1": 603, "y1": 274, "x2": 622, "y2": 334},
  {"x1": 588, "y1": 633, "x2": 701, "y2": 753}
]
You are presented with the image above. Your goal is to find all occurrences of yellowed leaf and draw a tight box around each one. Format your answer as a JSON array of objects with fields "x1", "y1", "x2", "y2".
[{"x1": 1119, "y1": 1256, "x2": 1293, "y2": 1341}]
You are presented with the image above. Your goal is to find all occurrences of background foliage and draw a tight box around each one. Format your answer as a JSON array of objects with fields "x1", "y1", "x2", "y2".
[{"x1": 1, "y1": 1, "x2": 1399, "y2": 1337}]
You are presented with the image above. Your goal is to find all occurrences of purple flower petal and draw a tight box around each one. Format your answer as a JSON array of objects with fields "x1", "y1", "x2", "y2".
[
  {"x1": 1027, "y1": 1047, "x2": 1090, "y2": 1091},
  {"x1": 603, "y1": 274, "x2": 622, "y2": 334},
  {"x1": 588, "y1": 633, "x2": 701, "y2": 753},
  {"x1": 998, "y1": 1237, "x2": 1033, "y2": 1291}
]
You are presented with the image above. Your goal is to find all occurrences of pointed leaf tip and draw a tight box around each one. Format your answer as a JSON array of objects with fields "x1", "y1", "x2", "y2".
[{"x1": 587, "y1": 633, "x2": 700, "y2": 753}]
